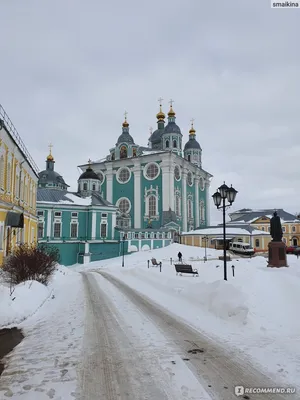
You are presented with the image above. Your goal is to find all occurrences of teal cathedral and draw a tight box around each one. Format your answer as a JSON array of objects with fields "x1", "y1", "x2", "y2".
[{"x1": 37, "y1": 101, "x2": 213, "y2": 266}]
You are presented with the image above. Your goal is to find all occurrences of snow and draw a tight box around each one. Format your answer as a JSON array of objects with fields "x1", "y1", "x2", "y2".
[
  {"x1": 60, "y1": 193, "x2": 92, "y2": 205},
  {"x1": 1, "y1": 243, "x2": 300, "y2": 397},
  {"x1": 0, "y1": 280, "x2": 51, "y2": 327},
  {"x1": 75, "y1": 243, "x2": 300, "y2": 390},
  {"x1": 182, "y1": 226, "x2": 270, "y2": 236}
]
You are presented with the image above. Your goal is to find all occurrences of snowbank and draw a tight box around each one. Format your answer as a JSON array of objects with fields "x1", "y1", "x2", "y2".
[
  {"x1": 0, "y1": 280, "x2": 50, "y2": 327},
  {"x1": 0, "y1": 265, "x2": 77, "y2": 328},
  {"x1": 73, "y1": 243, "x2": 300, "y2": 389}
]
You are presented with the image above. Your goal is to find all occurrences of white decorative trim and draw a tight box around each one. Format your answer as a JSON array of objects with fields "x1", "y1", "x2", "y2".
[
  {"x1": 187, "y1": 171, "x2": 194, "y2": 186},
  {"x1": 143, "y1": 162, "x2": 160, "y2": 181},
  {"x1": 116, "y1": 197, "x2": 131, "y2": 214},
  {"x1": 116, "y1": 166, "x2": 131, "y2": 184},
  {"x1": 174, "y1": 165, "x2": 181, "y2": 181}
]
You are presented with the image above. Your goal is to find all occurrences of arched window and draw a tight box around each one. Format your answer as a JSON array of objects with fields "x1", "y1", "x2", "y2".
[
  {"x1": 255, "y1": 239, "x2": 260, "y2": 248},
  {"x1": 292, "y1": 226, "x2": 296, "y2": 232},
  {"x1": 200, "y1": 200, "x2": 205, "y2": 221},
  {"x1": 173, "y1": 140, "x2": 177, "y2": 148},
  {"x1": 149, "y1": 195, "x2": 156, "y2": 217},
  {"x1": 0, "y1": 155, "x2": 4, "y2": 189},
  {"x1": 92, "y1": 184, "x2": 96, "y2": 191},
  {"x1": 7, "y1": 162, "x2": 11, "y2": 192},
  {"x1": 166, "y1": 140, "x2": 169, "y2": 148},
  {"x1": 83, "y1": 183, "x2": 87, "y2": 191},
  {"x1": 188, "y1": 199, "x2": 193, "y2": 219},
  {"x1": 120, "y1": 146, "x2": 127, "y2": 159},
  {"x1": 292, "y1": 237, "x2": 298, "y2": 246},
  {"x1": 188, "y1": 155, "x2": 191, "y2": 162}
]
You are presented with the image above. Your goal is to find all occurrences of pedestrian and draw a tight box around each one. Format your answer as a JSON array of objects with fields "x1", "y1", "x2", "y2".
[{"x1": 178, "y1": 251, "x2": 182, "y2": 262}]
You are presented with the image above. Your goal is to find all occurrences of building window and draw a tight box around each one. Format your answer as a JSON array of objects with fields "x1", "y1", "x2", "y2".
[
  {"x1": 267, "y1": 226, "x2": 270, "y2": 232},
  {"x1": 92, "y1": 184, "x2": 96, "y2": 190},
  {"x1": 118, "y1": 197, "x2": 131, "y2": 214},
  {"x1": 38, "y1": 211, "x2": 44, "y2": 217},
  {"x1": 38, "y1": 223, "x2": 44, "y2": 239},
  {"x1": 83, "y1": 183, "x2": 87, "y2": 190},
  {"x1": 120, "y1": 145, "x2": 128, "y2": 159},
  {"x1": 70, "y1": 223, "x2": 78, "y2": 238},
  {"x1": 173, "y1": 140, "x2": 177, "y2": 148},
  {"x1": 0, "y1": 224, "x2": 4, "y2": 250},
  {"x1": 187, "y1": 171, "x2": 193, "y2": 186},
  {"x1": 261, "y1": 227, "x2": 265, "y2": 231},
  {"x1": 144, "y1": 162, "x2": 160, "y2": 180},
  {"x1": 174, "y1": 165, "x2": 181, "y2": 181},
  {"x1": 102, "y1": 213, "x2": 107, "y2": 218},
  {"x1": 292, "y1": 226, "x2": 296, "y2": 232},
  {"x1": 54, "y1": 223, "x2": 61, "y2": 238},
  {"x1": 7, "y1": 162, "x2": 11, "y2": 192},
  {"x1": 165, "y1": 140, "x2": 169, "y2": 148},
  {"x1": 117, "y1": 167, "x2": 131, "y2": 184},
  {"x1": 188, "y1": 155, "x2": 191, "y2": 162},
  {"x1": 200, "y1": 177, "x2": 205, "y2": 191},
  {"x1": 149, "y1": 195, "x2": 156, "y2": 217},
  {"x1": 101, "y1": 223, "x2": 107, "y2": 237},
  {"x1": 0, "y1": 155, "x2": 4, "y2": 189},
  {"x1": 200, "y1": 200, "x2": 205, "y2": 221},
  {"x1": 71, "y1": 212, "x2": 78, "y2": 218},
  {"x1": 282, "y1": 226, "x2": 286, "y2": 233},
  {"x1": 54, "y1": 211, "x2": 62, "y2": 217},
  {"x1": 255, "y1": 239, "x2": 260, "y2": 248},
  {"x1": 283, "y1": 238, "x2": 287, "y2": 244},
  {"x1": 97, "y1": 171, "x2": 105, "y2": 183}
]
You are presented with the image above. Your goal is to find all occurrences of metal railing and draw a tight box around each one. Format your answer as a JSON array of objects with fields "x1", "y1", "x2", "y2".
[{"x1": 0, "y1": 104, "x2": 39, "y2": 176}]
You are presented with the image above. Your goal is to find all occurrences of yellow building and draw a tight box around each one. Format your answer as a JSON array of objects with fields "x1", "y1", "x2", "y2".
[
  {"x1": 0, "y1": 105, "x2": 39, "y2": 266},
  {"x1": 228, "y1": 209, "x2": 300, "y2": 248},
  {"x1": 180, "y1": 225, "x2": 271, "y2": 252}
]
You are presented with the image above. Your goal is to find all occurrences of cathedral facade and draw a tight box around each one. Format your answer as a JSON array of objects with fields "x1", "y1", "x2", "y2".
[{"x1": 78, "y1": 102, "x2": 213, "y2": 239}]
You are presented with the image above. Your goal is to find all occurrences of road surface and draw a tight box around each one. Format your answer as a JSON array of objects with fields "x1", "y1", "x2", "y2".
[{"x1": 78, "y1": 271, "x2": 293, "y2": 400}]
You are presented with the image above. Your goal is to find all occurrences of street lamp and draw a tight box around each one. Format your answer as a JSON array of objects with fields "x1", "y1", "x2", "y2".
[
  {"x1": 203, "y1": 235, "x2": 208, "y2": 262},
  {"x1": 122, "y1": 235, "x2": 126, "y2": 267},
  {"x1": 212, "y1": 182, "x2": 238, "y2": 280}
]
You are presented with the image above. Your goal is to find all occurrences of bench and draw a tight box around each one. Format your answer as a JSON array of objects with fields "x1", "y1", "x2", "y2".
[
  {"x1": 151, "y1": 258, "x2": 161, "y2": 267},
  {"x1": 174, "y1": 264, "x2": 198, "y2": 277}
]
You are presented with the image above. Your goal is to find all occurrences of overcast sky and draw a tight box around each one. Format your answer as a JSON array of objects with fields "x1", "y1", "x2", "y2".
[{"x1": 1, "y1": 0, "x2": 299, "y2": 224}]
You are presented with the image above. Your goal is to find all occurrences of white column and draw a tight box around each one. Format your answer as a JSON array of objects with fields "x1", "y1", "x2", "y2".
[
  {"x1": 106, "y1": 164, "x2": 113, "y2": 203},
  {"x1": 111, "y1": 212, "x2": 116, "y2": 238},
  {"x1": 47, "y1": 209, "x2": 52, "y2": 237},
  {"x1": 205, "y1": 179, "x2": 211, "y2": 226},
  {"x1": 182, "y1": 170, "x2": 187, "y2": 232},
  {"x1": 195, "y1": 176, "x2": 200, "y2": 228},
  {"x1": 133, "y1": 162, "x2": 141, "y2": 228},
  {"x1": 83, "y1": 242, "x2": 90, "y2": 263},
  {"x1": 161, "y1": 164, "x2": 170, "y2": 211},
  {"x1": 169, "y1": 163, "x2": 175, "y2": 211},
  {"x1": 91, "y1": 211, "x2": 97, "y2": 239}
]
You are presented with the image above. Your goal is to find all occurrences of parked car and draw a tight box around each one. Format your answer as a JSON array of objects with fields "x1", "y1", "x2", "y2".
[{"x1": 286, "y1": 245, "x2": 297, "y2": 254}]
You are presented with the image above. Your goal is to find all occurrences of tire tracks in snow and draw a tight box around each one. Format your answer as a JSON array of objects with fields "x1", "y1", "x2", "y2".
[
  {"x1": 93, "y1": 271, "x2": 296, "y2": 400},
  {"x1": 79, "y1": 272, "x2": 180, "y2": 400}
]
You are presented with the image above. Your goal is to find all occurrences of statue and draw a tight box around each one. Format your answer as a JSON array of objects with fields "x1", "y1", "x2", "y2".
[{"x1": 270, "y1": 211, "x2": 283, "y2": 242}]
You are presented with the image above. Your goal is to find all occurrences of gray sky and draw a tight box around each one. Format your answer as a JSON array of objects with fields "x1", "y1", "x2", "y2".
[{"x1": 1, "y1": 0, "x2": 299, "y2": 224}]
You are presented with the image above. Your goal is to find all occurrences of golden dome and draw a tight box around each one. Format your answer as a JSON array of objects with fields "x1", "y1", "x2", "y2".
[
  {"x1": 46, "y1": 143, "x2": 54, "y2": 161},
  {"x1": 156, "y1": 105, "x2": 165, "y2": 121},
  {"x1": 189, "y1": 123, "x2": 196, "y2": 134},
  {"x1": 122, "y1": 118, "x2": 129, "y2": 128},
  {"x1": 168, "y1": 105, "x2": 176, "y2": 117}
]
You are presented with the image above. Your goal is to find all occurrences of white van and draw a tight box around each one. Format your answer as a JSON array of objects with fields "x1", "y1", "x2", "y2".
[{"x1": 229, "y1": 241, "x2": 255, "y2": 256}]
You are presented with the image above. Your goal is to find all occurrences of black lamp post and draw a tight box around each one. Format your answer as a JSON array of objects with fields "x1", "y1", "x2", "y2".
[
  {"x1": 212, "y1": 182, "x2": 238, "y2": 281},
  {"x1": 122, "y1": 235, "x2": 126, "y2": 267},
  {"x1": 203, "y1": 235, "x2": 208, "y2": 262}
]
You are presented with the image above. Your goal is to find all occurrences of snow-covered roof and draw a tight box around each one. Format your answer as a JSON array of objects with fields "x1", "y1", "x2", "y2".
[
  {"x1": 182, "y1": 226, "x2": 270, "y2": 236},
  {"x1": 229, "y1": 208, "x2": 300, "y2": 223}
]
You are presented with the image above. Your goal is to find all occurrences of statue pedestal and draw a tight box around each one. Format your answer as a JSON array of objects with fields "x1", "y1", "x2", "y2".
[{"x1": 267, "y1": 241, "x2": 288, "y2": 268}]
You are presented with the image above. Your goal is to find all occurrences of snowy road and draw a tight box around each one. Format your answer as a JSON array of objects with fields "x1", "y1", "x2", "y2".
[{"x1": 78, "y1": 271, "x2": 293, "y2": 400}]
